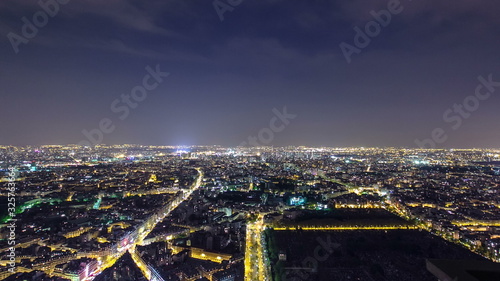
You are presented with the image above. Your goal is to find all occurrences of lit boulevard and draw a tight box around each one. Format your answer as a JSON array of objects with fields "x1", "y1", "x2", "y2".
[
  {"x1": 245, "y1": 214, "x2": 270, "y2": 281},
  {"x1": 83, "y1": 168, "x2": 204, "y2": 281}
]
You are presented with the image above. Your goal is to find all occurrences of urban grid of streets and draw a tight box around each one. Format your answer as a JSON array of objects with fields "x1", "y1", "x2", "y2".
[
  {"x1": 2, "y1": 146, "x2": 500, "y2": 281},
  {"x1": 85, "y1": 167, "x2": 270, "y2": 281},
  {"x1": 85, "y1": 168, "x2": 204, "y2": 280}
]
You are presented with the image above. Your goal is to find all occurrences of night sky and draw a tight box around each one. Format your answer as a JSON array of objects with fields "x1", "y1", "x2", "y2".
[{"x1": 1, "y1": 0, "x2": 499, "y2": 148}]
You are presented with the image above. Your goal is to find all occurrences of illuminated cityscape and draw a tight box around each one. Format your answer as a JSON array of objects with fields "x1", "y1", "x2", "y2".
[
  {"x1": 2, "y1": 1, "x2": 500, "y2": 280},
  {"x1": 1, "y1": 145, "x2": 500, "y2": 280}
]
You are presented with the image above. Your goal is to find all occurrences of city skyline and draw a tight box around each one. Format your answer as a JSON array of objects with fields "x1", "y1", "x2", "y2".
[
  {"x1": 1, "y1": 145, "x2": 500, "y2": 280},
  {"x1": 1, "y1": 1, "x2": 500, "y2": 147}
]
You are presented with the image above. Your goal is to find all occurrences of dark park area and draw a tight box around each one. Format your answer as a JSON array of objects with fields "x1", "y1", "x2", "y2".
[{"x1": 266, "y1": 229, "x2": 486, "y2": 281}]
